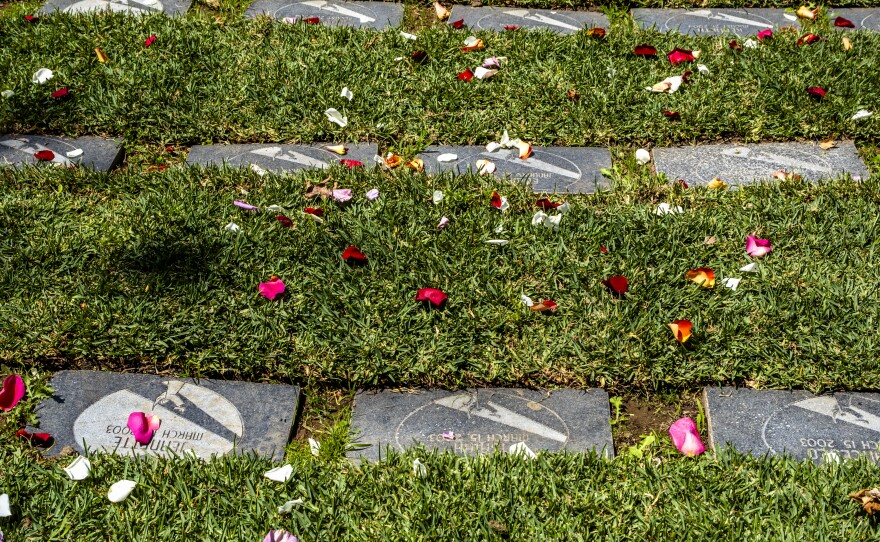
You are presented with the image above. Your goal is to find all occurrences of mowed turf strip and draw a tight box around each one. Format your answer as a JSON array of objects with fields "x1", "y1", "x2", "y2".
[
  {"x1": 1, "y1": 165, "x2": 879, "y2": 391},
  {"x1": 0, "y1": 13, "x2": 878, "y2": 147},
  {"x1": 2, "y1": 445, "x2": 879, "y2": 541}
]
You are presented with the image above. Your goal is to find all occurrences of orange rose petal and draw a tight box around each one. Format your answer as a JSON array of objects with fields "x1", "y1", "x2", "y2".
[
  {"x1": 406, "y1": 158, "x2": 424, "y2": 172},
  {"x1": 385, "y1": 153, "x2": 402, "y2": 168},
  {"x1": 95, "y1": 47, "x2": 108, "y2": 63},
  {"x1": 516, "y1": 141, "x2": 532, "y2": 159},
  {"x1": 685, "y1": 267, "x2": 715, "y2": 288},
  {"x1": 669, "y1": 320, "x2": 693, "y2": 343}
]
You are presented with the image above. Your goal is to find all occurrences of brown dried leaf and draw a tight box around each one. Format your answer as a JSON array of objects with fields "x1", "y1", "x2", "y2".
[
  {"x1": 304, "y1": 180, "x2": 335, "y2": 200},
  {"x1": 95, "y1": 47, "x2": 108, "y2": 63},
  {"x1": 849, "y1": 488, "x2": 880, "y2": 515},
  {"x1": 566, "y1": 89, "x2": 580, "y2": 101},
  {"x1": 704, "y1": 235, "x2": 717, "y2": 245},
  {"x1": 819, "y1": 139, "x2": 837, "y2": 150}
]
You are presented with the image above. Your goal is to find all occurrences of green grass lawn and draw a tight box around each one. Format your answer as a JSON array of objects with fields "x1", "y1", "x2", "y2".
[{"x1": 0, "y1": 13, "x2": 877, "y2": 148}]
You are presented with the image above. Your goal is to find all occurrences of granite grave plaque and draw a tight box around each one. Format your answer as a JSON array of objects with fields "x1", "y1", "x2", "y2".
[
  {"x1": 830, "y1": 8, "x2": 880, "y2": 31},
  {"x1": 419, "y1": 145, "x2": 611, "y2": 194},
  {"x1": 42, "y1": 0, "x2": 190, "y2": 16},
  {"x1": 34, "y1": 371, "x2": 301, "y2": 461},
  {"x1": 447, "y1": 6, "x2": 608, "y2": 34},
  {"x1": 187, "y1": 142, "x2": 379, "y2": 173},
  {"x1": 348, "y1": 388, "x2": 613, "y2": 461},
  {"x1": 244, "y1": 0, "x2": 403, "y2": 29},
  {"x1": 0, "y1": 134, "x2": 124, "y2": 172},
  {"x1": 653, "y1": 141, "x2": 868, "y2": 187},
  {"x1": 705, "y1": 387, "x2": 880, "y2": 463},
  {"x1": 632, "y1": 8, "x2": 793, "y2": 36}
]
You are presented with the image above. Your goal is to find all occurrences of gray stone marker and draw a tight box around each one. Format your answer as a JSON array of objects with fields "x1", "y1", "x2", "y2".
[
  {"x1": 187, "y1": 142, "x2": 378, "y2": 173},
  {"x1": 245, "y1": 0, "x2": 403, "y2": 29},
  {"x1": 348, "y1": 388, "x2": 613, "y2": 461},
  {"x1": 653, "y1": 141, "x2": 868, "y2": 187},
  {"x1": 42, "y1": 0, "x2": 190, "y2": 16},
  {"x1": 705, "y1": 387, "x2": 880, "y2": 463},
  {"x1": 419, "y1": 146, "x2": 611, "y2": 194},
  {"x1": 632, "y1": 8, "x2": 794, "y2": 36},
  {"x1": 33, "y1": 371, "x2": 301, "y2": 461},
  {"x1": 830, "y1": 8, "x2": 880, "y2": 31},
  {"x1": 448, "y1": 6, "x2": 608, "y2": 34},
  {"x1": 0, "y1": 134, "x2": 124, "y2": 172}
]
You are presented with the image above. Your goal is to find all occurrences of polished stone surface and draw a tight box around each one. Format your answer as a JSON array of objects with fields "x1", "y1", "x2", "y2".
[
  {"x1": 632, "y1": 8, "x2": 793, "y2": 35},
  {"x1": 187, "y1": 143, "x2": 378, "y2": 173},
  {"x1": 0, "y1": 134, "x2": 124, "y2": 172},
  {"x1": 448, "y1": 6, "x2": 608, "y2": 34},
  {"x1": 42, "y1": 0, "x2": 190, "y2": 16},
  {"x1": 245, "y1": 0, "x2": 403, "y2": 29}
]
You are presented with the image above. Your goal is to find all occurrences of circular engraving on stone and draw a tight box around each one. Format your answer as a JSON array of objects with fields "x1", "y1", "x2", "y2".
[
  {"x1": 761, "y1": 393, "x2": 880, "y2": 462},
  {"x1": 271, "y1": 1, "x2": 380, "y2": 24},
  {"x1": 395, "y1": 391, "x2": 571, "y2": 454},
  {"x1": 73, "y1": 380, "x2": 244, "y2": 459}
]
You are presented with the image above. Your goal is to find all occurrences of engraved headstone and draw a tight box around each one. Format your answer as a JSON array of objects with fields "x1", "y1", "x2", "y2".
[
  {"x1": 419, "y1": 146, "x2": 611, "y2": 194},
  {"x1": 653, "y1": 141, "x2": 868, "y2": 187},
  {"x1": 348, "y1": 388, "x2": 613, "y2": 461},
  {"x1": 33, "y1": 371, "x2": 301, "y2": 461},
  {"x1": 829, "y1": 8, "x2": 880, "y2": 31},
  {"x1": 244, "y1": 0, "x2": 403, "y2": 29},
  {"x1": 632, "y1": 8, "x2": 793, "y2": 36},
  {"x1": 187, "y1": 143, "x2": 379, "y2": 173},
  {"x1": 448, "y1": 6, "x2": 608, "y2": 34},
  {"x1": 705, "y1": 387, "x2": 880, "y2": 463},
  {"x1": 42, "y1": 0, "x2": 190, "y2": 16},
  {"x1": 0, "y1": 134, "x2": 124, "y2": 172}
]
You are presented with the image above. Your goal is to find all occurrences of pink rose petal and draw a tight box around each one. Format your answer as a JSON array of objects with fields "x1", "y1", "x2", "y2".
[
  {"x1": 234, "y1": 200, "x2": 258, "y2": 211},
  {"x1": 0, "y1": 374, "x2": 25, "y2": 411},
  {"x1": 331, "y1": 189, "x2": 352, "y2": 203},
  {"x1": 416, "y1": 287, "x2": 447, "y2": 307},
  {"x1": 365, "y1": 189, "x2": 380, "y2": 200},
  {"x1": 757, "y1": 29, "x2": 772, "y2": 41},
  {"x1": 263, "y1": 531, "x2": 298, "y2": 542},
  {"x1": 127, "y1": 412, "x2": 155, "y2": 445},
  {"x1": 259, "y1": 277, "x2": 285, "y2": 300},
  {"x1": 438, "y1": 216, "x2": 450, "y2": 229},
  {"x1": 669, "y1": 417, "x2": 705, "y2": 457},
  {"x1": 746, "y1": 235, "x2": 772, "y2": 258}
]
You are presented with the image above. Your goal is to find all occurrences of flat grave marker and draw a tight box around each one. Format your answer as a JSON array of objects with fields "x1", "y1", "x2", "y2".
[
  {"x1": 34, "y1": 371, "x2": 301, "y2": 461},
  {"x1": 348, "y1": 388, "x2": 613, "y2": 462},
  {"x1": 0, "y1": 134, "x2": 124, "y2": 172},
  {"x1": 419, "y1": 145, "x2": 612, "y2": 194},
  {"x1": 42, "y1": 0, "x2": 190, "y2": 16},
  {"x1": 632, "y1": 8, "x2": 793, "y2": 36},
  {"x1": 705, "y1": 387, "x2": 880, "y2": 463},
  {"x1": 187, "y1": 143, "x2": 378, "y2": 173},
  {"x1": 245, "y1": 0, "x2": 403, "y2": 29},
  {"x1": 829, "y1": 8, "x2": 880, "y2": 31},
  {"x1": 653, "y1": 141, "x2": 868, "y2": 187},
  {"x1": 448, "y1": 6, "x2": 608, "y2": 34}
]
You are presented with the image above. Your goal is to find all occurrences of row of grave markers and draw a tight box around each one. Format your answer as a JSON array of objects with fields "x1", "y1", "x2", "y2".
[
  {"x1": 31, "y1": 370, "x2": 880, "y2": 464},
  {"x1": 38, "y1": 0, "x2": 880, "y2": 36},
  {"x1": 0, "y1": 135, "x2": 869, "y2": 191}
]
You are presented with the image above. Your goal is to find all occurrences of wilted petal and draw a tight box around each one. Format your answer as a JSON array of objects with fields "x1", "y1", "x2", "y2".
[
  {"x1": 95, "y1": 47, "x2": 108, "y2": 63},
  {"x1": 474, "y1": 67, "x2": 497, "y2": 80},
  {"x1": 385, "y1": 153, "x2": 402, "y2": 168},
  {"x1": 685, "y1": 267, "x2": 716, "y2": 288},
  {"x1": 234, "y1": 200, "x2": 258, "y2": 211},
  {"x1": 406, "y1": 158, "x2": 424, "y2": 172},
  {"x1": 635, "y1": 149, "x2": 650, "y2": 165},
  {"x1": 462, "y1": 36, "x2": 485, "y2": 52},
  {"x1": 410, "y1": 50, "x2": 428, "y2": 63},
  {"x1": 532, "y1": 210, "x2": 548, "y2": 226},
  {"x1": 365, "y1": 189, "x2": 380, "y2": 200},
  {"x1": 108, "y1": 480, "x2": 137, "y2": 503},
  {"x1": 264, "y1": 530, "x2": 298, "y2": 542},
  {"x1": 509, "y1": 442, "x2": 536, "y2": 458},
  {"x1": 835, "y1": 16, "x2": 855, "y2": 27},
  {"x1": 648, "y1": 75, "x2": 683, "y2": 94},
  {"x1": 852, "y1": 110, "x2": 872, "y2": 120},
  {"x1": 324, "y1": 108, "x2": 348, "y2": 128},
  {"x1": 529, "y1": 300, "x2": 558, "y2": 313},
  {"x1": 413, "y1": 458, "x2": 427, "y2": 477},
  {"x1": 16, "y1": 429, "x2": 53, "y2": 447},
  {"x1": 797, "y1": 33, "x2": 821, "y2": 45},
  {"x1": 0, "y1": 375, "x2": 25, "y2": 411},
  {"x1": 416, "y1": 288, "x2": 447, "y2": 306},
  {"x1": 663, "y1": 110, "x2": 681, "y2": 120},
  {"x1": 558, "y1": 202, "x2": 571, "y2": 214},
  {"x1": 476, "y1": 159, "x2": 495, "y2": 175},
  {"x1": 264, "y1": 464, "x2": 293, "y2": 482},
  {"x1": 32, "y1": 68, "x2": 53, "y2": 84},
  {"x1": 706, "y1": 178, "x2": 728, "y2": 190},
  {"x1": 602, "y1": 275, "x2": 628, "y2": 296},
  {"x1": 434, "y1": 0, "x2": 450, "y2": 20},
  {"x1": 325, "y1": 144, "x2": 347, "y2": 155},
  {"x1": 586, "y1": 27, "x2": 606, "y2": 37},
  {"x1": 669, "y1": 417, "x2": 705, "y2": 456},
  {"x1": 722, "y1": 277, "x2": 741, "y2": 290},
  {"x1": 740, "y1": 262, "x2": 758, "y2": 273},
  {"x1": 796, "y1": 5, "x2": 817, "y2": 19},
  {"x1": 482, "y1": 56, "x2": 505, "y2": 69},
  {"x1": 515, "y1": 140, "x2": 532, "y2": 159},
  {"x1": 259, "y1": 277, "x2": 286, "y2": 300},
  {"x1": 746, "y1": 235, "x2": 772, "y2": 257},
  {"x1": 432, "y1": 190, "x2": 444, "y2": 204},
  {"x1": 634, "y1": 44, "x2": 657, "y2": 56},
  {"x1": 63, "y1": 456, "x2": 91, "y2": 480},
  {"x1": 340, "y1": 87, "x2": 353, "y2": 101},
  {"x1": 224, "y1": 222, "x2": 240, "y2": 232},
  {"x1": 308, "y1": 438, "x2": 320, "y2": 456}
]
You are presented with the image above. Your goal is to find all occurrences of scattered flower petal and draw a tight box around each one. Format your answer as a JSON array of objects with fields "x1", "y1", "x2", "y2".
[
  {"x1": 458, "y1": 68, "x2": 474, "y2": 82},
  {"x1": 757, "y1": 28, "x2": 773, "y2": 40},
  {"x1": 485, "y1": 141, "x2": 502, "y2": 152},
  {"x1": 276, "y1": 215, "x2": 293, "y2": 228},
  {"x1": 434, "y1": 0, "x2": 450, "y2": 20},
  {"x1": 602, "y1": 275, "x2": 628, "y2": 296},
  {"x1": 34, "y1": 150, "x2": 55, "y2": 161},
  {"x1": 442, "y1": 431, "x2": 455, "y2": 440},
  {"x1": 668, "y1": 319, "x2": 693, "y2": 343},
  {"x1": 536, "y1": 198, "x2": 561, "y2": 210},
  {"x1": 15, "y1": 429, "x2": 53, "y2": 447},
  {"x1": 706, "y1": 178, "x2": 728, "y2": 190},
  {"x1": 663, "y1": 110, "x2": 680, "y2": 120},
  {"x1": 482, "y1": 56, "x2": 505, "y2": 69},
  {"x1": 1, "y1": 90, "x2": 13, "y2": 99},
  {"x1": 521, "y1": 294, "x2": 534, "y2": 307},
  {"x1": 63, "y1": 456, "x2": 91, "y2": 480},
  {"x1": 264, "y1": 530, "x2": 298, "y2": 542},
  {"x1": 647, "y1": 74, "x2": 684, "y2": 94},
  {"x1": 806, "y1": 86, "x2": 826, "y2": 98},
  {"x1": 515, "y1": 140, "x2": 532, "y2": 158},
  {"x1": 324, "y1": 108, "x2": 348, "y2": 128},
  {"x1": 437, "y1": 153, "x2": 457, "y2": 162},
  {"x1": 51, "y1": 87, "x2": 69, "y2": 100},
  {"x1": 476, "y1": 159, "x2": 496, "y2": 175},
  {"x1": 224, "y1": 222, "x2": 240, "y2": 232},
  {"x1": 655, "y1": 203, "x2": 683, "y2": 215},
  {"x1": 331, "y1": 188, "x2": 353, "y2": 202},
  {"x1": 667, "y1": 48, "x2": 695, "y2": 65},
  {"x1": 634, "y1": 44, "x2": 657, "y2": 56},
  {"x1": 438, "y1": 216, "x2": 450, "y2": 228},
  {"x1": 145, "y1": 35, "x2": 156, "y2": 47},
  {"x1": 278, "y1": 500, "x2": 304, "y2": 514},
  {"x1": 509, "y1": 442, "x2": 536, "y2": 458},
  {"x1": 264, "y1": 464, "x2": 293, "y2": 482},
  {"x1": 797, "y1": 33, "x2": 821, "y2": 45},
  {"x1": 462, "y1": 36, "x2": 484, "y2": 52},
  {"x1": 474, "y1": 67, "x2": 497, "y2": 80},
  {"x1": 490, "y1": 191, "x2": 508, "y2": 211},
  {"x1": 108, "y1": 480, "x2": 137, "y2": 503},
  {"x1": 450, "y1": 18, "x2": 464, "y2": 29},
  {"x1": 729, "y1": 39, "x2": 743, "y2": 51},
  {"x1": 127, "y1": 412, "x2": 160, "y2": 445},
  {"x1": 503, "y1": 25, "x2": 519, "y2": 30},
  {"x1": 669, "y1": 417, "x2": 705, "y2": 456},
  {"x1": 796, "y1": 5, "x2": 817, "y2": 19},
  {"x1": 586, "y1": 27, "x2": 606, "y2": 38},
  {"x1": 32, "y1": 68, "x2": 53, "y2": 84},
  {"x1": 385, "y1": 152, "x2": 402, "y2": 168},
  {"x1": 401, "y1": 31, "x2": 417, "y2": 40},
  {"x1": 308, "y1": 438, "x2": 320, "y2": 456},
  {"x1": 303, "y1": 207, "x2": 323, "y2": 217},
  {"x1": 852, "y1": 109, "x2": 872, "y2": 120},
  {"x1": 406, "y1": 158, "x2": 424, "y2": 172},
  {"x1": 744, "y1": 38, "x2": 758, "y2": 48},
  {"x1": 416, "y1": 288, "x2": 447, "y2": 307},
  {"x1": 529, "y1": 300, "x2": 558, "y2": 313},
  {"x1": 685, "y1": 267, "x2": 716, "y2": 288},
  {"x1": 0, "y1": 495, "x2": 8, "y2": 518},
  {"x1": 413, "y1": 458, "x2": 427, "y2": 477},
  {"x1": 342, "y1": 245, "x2": 367, "y2": 264},
  {"x1": 740, "y1": 262, "x2": 758, "y2": 273},
  {"x1": 365, "y1": 188, "x2": 380, "y2": 200},
  {"x1": 325, "y1": 144, "x2": 347, "y2": 155},
  {"x1": 66, "y1": 148, "x2": 83, "y2": 158},
  {"x1": 635, "y1": 148, "x2": 651, "y2": 165},
  {"x1": 485, "y1": 239, "x2": 508, "y2": 245},
  {"x1": 722, "y1": 277, "x2": 741, "y2": 290},
  {"x1": 259, "y1": 277, "x2": 286, "y2": 300},
  {"x1": 0, "y1": 375, "x2": 25, "y2": 411},
  {"x1": 234, "y1": 200, "x2": 258, "y2": 211},
  {"x1": 746, "y1": 235, "x2": 773, "y2": 258},
  {"x1": 411, "y1": 50, "x2": 428, "y2": 63},
  {"x1": 303, "y1": 16, "x2": 319, "y2": 23},
  {"x1": 835, "y1": 16, "x2": 855, "y2": 28},
  {"x1": 432, "y1": 190, "x2": 444, "y2": 204},
  {"x1": 95, "y1": 47, "x2": 108, "y2": 64}
]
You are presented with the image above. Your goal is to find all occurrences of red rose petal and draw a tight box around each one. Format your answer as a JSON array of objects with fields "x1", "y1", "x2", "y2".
[
  {"x1": 416, "y1": 287, "x2": 447, "y2": 307},
  {"x1": 602, "y1": 275, "x2": 628, "y2": 296},
  {"x1": 276, "y1": 215, "x2": 293, "y2": 228},
  {"x1": 0, "y1": 375, "x2": 25, "y2": 411},
  {"x1": 599, "y1": 246, "x2": 608, "y2": 254},
  {"x1": 663, "y1": 110, "x2": 680, "y2": 120},
  {"x1": 757, "y1": 28, "x2": 773, "y2": 40},
  {"x1": 342, "y1": 245, "x2": 367, "y2": 264},
  {"x1": 34, "y1": 150, "x2": 55, "y2": 161},
  {"x1": 536, "y1": 198, "x2": 562, "y2": 210},
  {"x1": 25, "y1": 14, "x2": 38, "y2": 22},
  {"x1": 806, "y1": 86, "x2": 826, "y2": 98},
  {"x1": 458, "y1": 68, "x2": 474, "y2": 82},
  {"x1": 490, "y1": 190, "x2": 502, "y2": 209},
  {"x1": 303, "y1": 16, "x2": 320, "y2": 24},
  {"x1": 450, "y1": 18, "x2": 464, "y2": 29},
  {"x1": 503, "y1": 25, "x2": 520, "y2": 30},
  {"x1": 303, "y1": 207, "x2": 324, "y2": 217},
  {"x1": 634, "y1": 44, "x2": 657, "y2": 56},
  {"x1": 411, "y1": 50, "x2": 428, "y2": 63},
  {"x1": 675, "y1": 179, "x2": 689, "y2": 188},
  {"x1": 16, "y1": 429, "x2": 53, "y2": 447},
  {"x1": 797, "y1": 33, "x2": 821, "y2": 45},
  {"x1": 834, "y1": 16, "x2": 855, "y2": 28},
  {"x1": 729, "y1": 39, "x2": 743, "y2": 51},
  {"x1": 667, "y1": 48, "x2": 695, "y2": 65},
  {"x1": 340, "y1": 159, "x2": 363, "y2": 169},
  {"x1": 51, "y1": 87, "x2": 69, "y2": 100},
  {"x1": 145, "y1": 35, "x2": 156, "y2": 47}
]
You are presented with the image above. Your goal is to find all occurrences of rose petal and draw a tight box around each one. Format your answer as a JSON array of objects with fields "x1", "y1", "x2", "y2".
[
  {"x1": 145, "y1": 35, "x2": 156, "y2": 47},
  {"x1": 385, "y1": 153, "x2": 402, "y2": 168},
  {"x1": 706, "y1": 178, "x2": 728, "y2": 190},
  {"x1": 485, "y1": 239, "x2": 508, "y2": 245},
  {"x1": 685, "y1": 267, "x2": 716, "y2": 288},
  {"x1": 434, "y1": 1, "x2": 450, "y2": 20},
  {"x1": 635, "y1": 149, "x2": 651, "y2": 165},
  {"x1": 437, "y1": 153, "x2": 457, "y2": 162},
  {"x1": 458, "y1": 68, "x2": 474, "y2": 82},
  {"x1": 521, "y1": 294, "x2": 534, "y2": 307},
  {"x1": 0, "y1": 494, "x2": 9, "y2": 518},
  {"x1": 259, "y1": 277, "x2": 286, "y2": 300},
  {"x1": 834, "y1": 16, "x2": 855, "y2": 28},
  {"x1": 485, "y1": 142, "x2": 502, "y2": 152},
  {"x1": 503, "y1": 25, "x2": 519, "y2": 30},
  {"x1": 303, "y1": 16, "x2": 319, "y2": 24},
  {"x1": 16, "y1": 429, "x2": 53, "y2": 447},
  {"x1": 602, "y1": 275, "x2": 628, "y2": 296},
  {"x1": 50, "y1": 87, "x2": 68, "y2": 101},
  {"x1": 234, "y1": 200, "x2": 258, "y2": 211},
  {"x1": 529, "y1": 300, "x2": 558, "y2": 313},
  {"x1": 442, "y1": 431, "x2": 456, "y2": 440},
  {"x1": 325, "y1": 144, "x2": 347, "y2": 155},
  {"x1": 340, "y1": 87, "x2": 353, "y2": 101},
  {"x1": 634, "y1": 44, "x2": 657, "y2": 56},
  {"x1": 264, "y1": 464, "x2": 293, "y2": 482},
  {"x1": 276, "y1": 215, "x2": 293, "y2": 228},
  {"x1": 406, "y1": 158, "x2": 424, "y2": 172},
  {"x1": 278, "y1": 500, "x2": 304, "y2": 514},
  {"x1": 340, "y1": 159, "x2": 363, "y2": 169},
  {"x1": 33, "y1": 150, "x2": 55, "y2": 162},
  {"x1": 66, "y1": 148, "x2": 83, "y2": 158},
  {"x1": 32, "y1": 68, "x2": 53, "y2": 84},
  {"x1": 722, "y1": 277, "x2": 741, "y2": 291},
  {"x1": 438, "y1": 216, "x2": 450, "y2": 228},
  {"x1": 413, "y1": 458, "x2": 427, "y2": 477},
  {"x1": 757, "y1": 28, "x2": 773, "y2": 40},
  {"x1": 669, "y1": 417, "x2": 705, "y2": 456},
  {"x1": 852, "y1": 110, "x2": 872, "y2": 120},
  {"x1": 308, "y1": 438, "x2": 320, "y2": 456},
  {"x1": 515, "y1": 140, "x2": 532, "y2": 159},
  {"x1": 342, "y1": 245, "x2": 367, "y2": 263},
  {"x1": 740, "y1": 263, "x2": 758, "y2": 273},
  {"x1": 0, "y1": 375, "x2": 25, "y2": 411},
  {"x1": 264, "y1": 530, "x2": 298, "y2": 542},
  {"x1": 806, "y1": 86, "x2": 826, "y2": 98},
  {"x1": 324, "y1": 108, "x2": 348, "y2": 128},
  {"x1": 63, "y1": 456, "x2": 92, "y2": 481},
  {"x1": 586, "y1": 27, "x2": 605, "y2": 38},
  {"x1": 303, "y1": 207, "x2": 323, "y2": 217},
  {"x1": 796, "y1": 5, "x2": 817, "y2": 19},
  {"x1": 482, "y1": 56, "x2": 505, "y2": 69},
  {"x1": 127, "y1": 412, "x2": 154, "y2": 445},
  {"x1": 331, "y1": 188, "x2": 352, "y2": 202},
  {"x1": 655, "y1": 203, "x2": 683, "y2": 215},
  {"x1": 108, "y1": 480, "x2": 137, "y2": 503},
  {"x1": 536, "y1": 198, "x2": 561, "y2": 210},
  {"x1": 509, "y1": 442, "x2": 536, "y2": 458},
  {"x1": 450, "y1": 18, "x2": 464, "y2": 29},
  {"x1": 462, "y1": 37, "x2": 484, "y2": 52},
  {"x1": 798, "y1": 33, "x2": 821, "y2": 45},
  {"x1": 366, "y1": 189, "x2": 380, "y2": 200},
  {"x1": 663, "y1": 110, "x2": 680, "y2": 120},
  {"x1": 411, "y1": 50, "x2": 428, "y2": 63},
  {"x1": 746, "y1": 235, "x2": 773, "y2": 258},
  {"x1": 416, "y1": 288, "x2": 447, "y2": 307},
  {"x1": 476, "y1": 159, "x2": 495, "y2": 175},
  {"x1": 668, "y1": 319, "x2": 693, "y2": 343},
  {"x1": 224, "y1": 222, "x2": 240, "y2": 232},
  {"x1": 667, "y1": 48, "x2": 695, "y2": 65},
  {"x1": 95, "y1": 47, "x2": 108, "y2": 64},
  {"x1": 474, "y1": 67, "x2": 497, "y2": 80}
]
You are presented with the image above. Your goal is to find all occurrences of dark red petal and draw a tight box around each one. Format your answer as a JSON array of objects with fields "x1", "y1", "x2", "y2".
[
  {"x1": 340, "y1": 159, "x2": 363, "y2": 169},
  {"x1": 303, "y1": 207, "x2": 324, "y2": 217},
  {"x1": 276, "y1": 215, "x2": 293, "y2": 228},
  {"x1": 806, "y1": 86, "x2": 826, "y2": 98},
  {"x1": 729, "y1": 40, "x2": 742, "y2": 51},
  {"x1": 599, "y1": 246, "x2": 608, "y2": 253},
  {"x1": 542, "y1": 300, "x2": 558, "y2": 310},
  {"x1": 34, "y1": 150, "x2": 55, "y2": 161},
  {"x1": 25, "y1": 14, "x2": 38, "y2": 22},
  {"x1": 503, "y1": 25, "x2": 520, "y2": 30},
  {"x1": 490, "y1": 191, "x2": 502, "y2": 209},
  {"x1": 667, "y1": 48, "x2": 695, "y2": 65},
  {"x1": 16, "y1": 429, "x2": 54, "y2": 447},
  {"x1": 536, "y1": 198, "x2": 562, "y2": 210},
  {"x1": 303, "y1": 16, "x2": 320, "y2": 24},
  {"x1": 51, "y1": 87, "x2": 69, "y2": 99},
  {"x1": 411, "y1": 50, "x2": 428, "y2": 63},
  {"x1": 342, "y1": 245, "x2": 367, "y2": 263},
  {"x1": 458, "y1": 68, "x2": 474, "y2": 82},
  {"x1": 145, "y1": 35, "x2": 156, "y2": 47},
  {"x1": 797, "y1": 33, "x2": 821, "y2": 45},
  {"x1": 634, "y1": 44, "x2": 657, "y2": 56},
  {"x1": 416, "y1": 287, "x2": 447, "y2": 306},
  {"x1": 675, "y1": 179, "x2": 689, "y2": 189},
  {"x1": 602, "y1": 275, "x2": 628, "y2": 295},
  {"x1": 662, "y1": 110, "x2": 680, "y2": 120},
  {"x1": 834, "y1": 16, "x2": 855, "y2": 28},
  {"x1": 450, "y1": 18, "x2": 464, "y2": 29}
]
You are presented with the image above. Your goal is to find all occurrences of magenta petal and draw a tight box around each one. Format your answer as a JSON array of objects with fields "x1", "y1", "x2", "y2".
[
  {"x1": 259, "y1": 277, "x2": 286, "y2": 300},
  {"x1": 264, "y1": 531, "x2": 298, "y2": 542},
  {"x1": 756, "y1": 28, "x2": 772, "y2": 41},
  {"x1": 127, "y1": 412, "x2": 154, "y2": 445},
  {"x1": 669, "y1": 417, "x2": 705, "y2": 457},
  {"x1": 746, "y1": 235, "x2": 773, "y2": 258},
  {"x1": 416, "y1": 287, "x2": 447, "y2": 306},
  {"x1": 234, "y1": 200, "x2": 259, "y2": 211},
  {"x1": 0, "y1": 374, "x2": 25, "y2": 411}
]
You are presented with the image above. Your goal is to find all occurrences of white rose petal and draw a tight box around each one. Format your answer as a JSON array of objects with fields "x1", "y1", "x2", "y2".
[
  {"x1": 544, "y1": 214, "x2": 562, "y2": 230},
  {"x1": 485, "y1": 239, "x2": 508, "y2": 245},
  {"x1": 697, "y1": 64, "x2": 709, "y2": 75},
  {"x1": 264, "y1": 464, "x2": 293, "y2": 482},
  {"x1": 412, "y1": 458, "x2": 427, "y2": 477},
  {"x1": 853, "y1": 110, "x2": 873, "y2": 120},
  {"x1": 473, "y1": 67, "x2": 497, "y2": 80},
  {"x1": 0, "y1": 494, "x2": 10, "y2": 517},
  {"x1": 432, "y1": 190, "x2": 444, "y2": 204},
  {"x1": 308, "y1": 438, "x2": 320, "y2": 457},
  {"x1": 509, "y1": 442, "x2": 536, "y2": 459},
  {"x1": 33, "y1": 68, "x2": 53, "y2": 84},
  {"x1": 635, "y1": 149, "x2": 651, "y2": 165},
  {"x1": 65, "y1": 148, "x2": 83, "y2": 158},
  {"x1": 1, "y1": 90, "x2": 13, "y2": 99},
  {"x1": 499, "y1": 130, "x2": 511, "y2": 147},
  {"x1": 400, "y1": 31, "x2": 417, "y2": 40},
  {"x1": 437, "y1": 153, "x2": 458, "y2": 162},
  {"x1": 740, "y1": 263, "x2": 758, "y2": 273},
  {"x1": 250, "y1": 163, "x2": 267, "y2": 176},
  {"x1": 224, "y1": 222, "x2": 241, "y2": 232},
  {"x1": 476, "y1": 160, "x2": 496, "y2": 175},
  {"x1": 108, "y1": 480, "x2": 137, "y2": 503},
  {"x1": 266, "y1": 204, "x2": 286, "y2": 213},
  {"x1": 494, "y1": 224, "x2": 504, "y2": 233},
  {"x1": 521, "y1": 295, "x2": 534, "y2": 307},
  {"x1": 485, "y1": 142, "x2": 502, "y2": 152},
  {"x1": 744, "y1": 39, "x2": 758, "y2": 49},
  {"x1": 324, "y1": 108, "x2": 348, "y2": 128},
  {"x1": 784, "y1": 13, "x2": 797, "y2": 20},
  {"x1": 557, "y1": 202, "x2": 571, "y2": 214},
  {"x1": 278, "y1": 499, "x2": 304, "y2": 513},
  {"x1": 340, "y1": 87, "x2": 353, "y2": 101},
  {"x1": 463, "y1": 36, "x2": 480, "y2": 47},
  {"x1": 438, "y1": 216, "x2": 450, "y2": 228},
  {"x1": 655, "y1": 203, "x2": 683, "y2": 216},
  {"x1": 63, "y1": 456, "x2": 91, "y2": 481},
  {"x1": 532, "y1": 210, "x2": 548, "y2": 226},
  {"x1": 722, "y1": 277, "x2": 741, "y2": 291}
]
